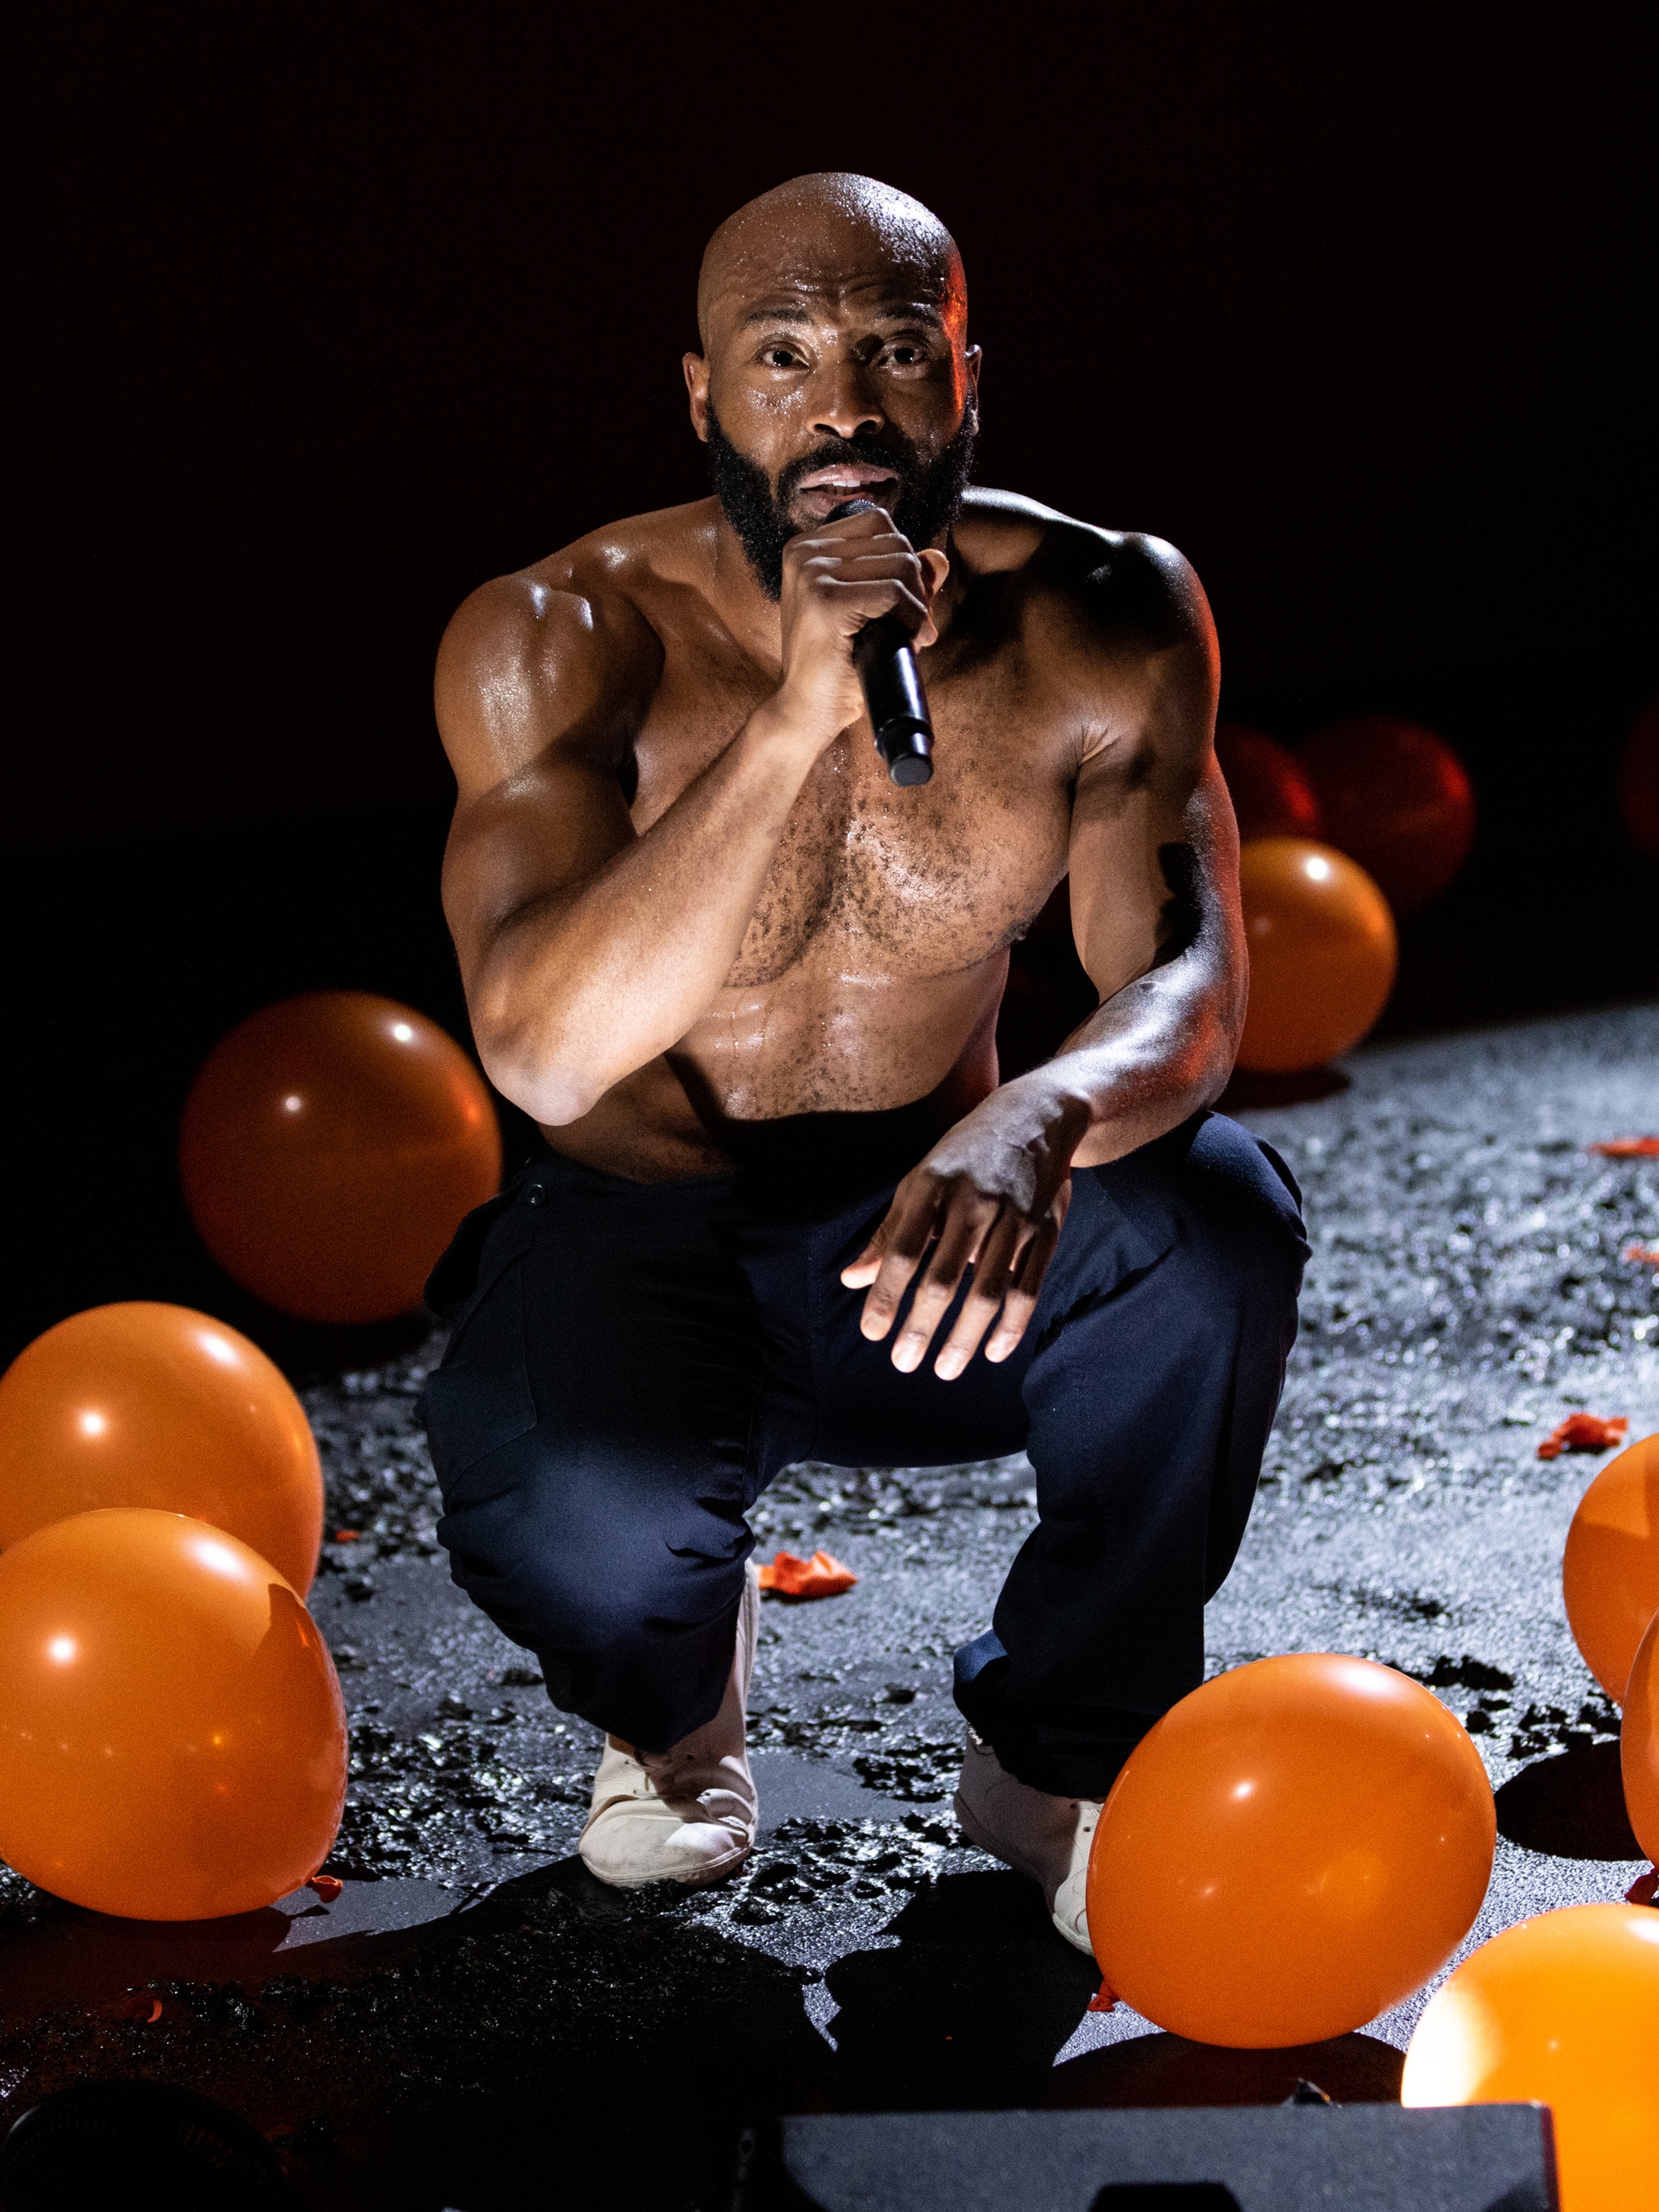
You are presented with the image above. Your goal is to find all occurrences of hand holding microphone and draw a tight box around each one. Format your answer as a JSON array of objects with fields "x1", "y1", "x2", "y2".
[{"x1": 822, "y1": 498, "x2": 936, "y2": 787}]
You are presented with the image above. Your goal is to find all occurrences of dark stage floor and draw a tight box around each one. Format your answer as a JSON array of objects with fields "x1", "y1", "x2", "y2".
[{"x1": 1, "y1": 1005, "x2": 1656, "y2": 2208}]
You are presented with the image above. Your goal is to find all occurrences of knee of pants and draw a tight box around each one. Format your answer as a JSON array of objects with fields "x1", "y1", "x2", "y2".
[
  {"x1": 440, "y1": 1484, "x2": 706, "y2": 1655},
  {"x1": 1182, "y1": 1117, "x2": 1310, "y2": 1296}
]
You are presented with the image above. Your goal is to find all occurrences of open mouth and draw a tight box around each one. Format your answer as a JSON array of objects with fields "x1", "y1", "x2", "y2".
[{"x1": 791, "y1": 461, "x2": 901, "y2": 523}]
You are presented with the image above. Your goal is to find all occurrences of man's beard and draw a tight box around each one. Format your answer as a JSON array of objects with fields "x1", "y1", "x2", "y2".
[{"x1": 705, "y1": 399, "x2": 978, "y2": 602}]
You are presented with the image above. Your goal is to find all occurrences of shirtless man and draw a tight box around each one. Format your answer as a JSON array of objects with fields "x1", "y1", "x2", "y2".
[{"x1": 424, "y1": 174, "x2": 1307, "y2": 1952}]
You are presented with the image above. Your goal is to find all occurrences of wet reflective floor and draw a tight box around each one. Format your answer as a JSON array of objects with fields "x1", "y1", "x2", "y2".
[{"x1": 1, "y1": 1005, "x2": 1655, "y2": 2209}]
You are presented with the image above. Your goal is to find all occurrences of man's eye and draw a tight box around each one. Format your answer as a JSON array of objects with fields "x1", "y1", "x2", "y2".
[
  {"x1": 763, "y1": 348, "x2": 803, "y2": 368},
  {"x1": 885, "y1": 344, "x2": 926, "y2": 366}
]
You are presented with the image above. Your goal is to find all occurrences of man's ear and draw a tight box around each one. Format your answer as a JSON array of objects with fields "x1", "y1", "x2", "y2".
[
  {"x1": 683, "y1": 353, "x2": 710, "y2": 442},
  {"x1": 963, "y1": 343, "x2": 983, "y2": 408}
]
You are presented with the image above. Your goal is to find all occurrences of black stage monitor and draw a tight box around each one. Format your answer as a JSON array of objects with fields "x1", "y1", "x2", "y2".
[{"x1": 740, "y1": 2103, "x2": 1559, "y2": 2212}]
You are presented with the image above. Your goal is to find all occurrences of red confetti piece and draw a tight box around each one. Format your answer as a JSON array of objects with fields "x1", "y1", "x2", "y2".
[
  {"x1": 1089, "y1": 1979, "x2": 1120, "y2": 2013},
  {"x1": 1624, "y1": 1245, "x2": 1659, "y2": 1267},
  {"x1": 306, "y1": 1873, "x2": 344, "y2": 1902},
  {"x1": 1626, "y1": 1868, "x2": 1658, "y2": 1908},
  {"x1": 1537, "y1": 1414, "x2": 1629, "y2": 1460},
  {"x1": 333, "y1": 1528, "x2": 360, "y2": 1543},
  {"x1": 756, "y1": 1548, "x2": 859, "y2": 1599},
  {"x1": 1590, "y1": 1137, "x2": 1659, "y2": 1157}
]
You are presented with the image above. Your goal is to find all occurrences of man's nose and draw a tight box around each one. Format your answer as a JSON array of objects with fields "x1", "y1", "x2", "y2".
[{"x1": 808, "y1": 358, "x2": 885, "y2": 441}]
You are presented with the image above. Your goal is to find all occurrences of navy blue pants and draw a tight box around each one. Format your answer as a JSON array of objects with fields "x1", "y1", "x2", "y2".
[{"x1": 421, "y1": 1104, "x2": 1307, "y2": 1800}]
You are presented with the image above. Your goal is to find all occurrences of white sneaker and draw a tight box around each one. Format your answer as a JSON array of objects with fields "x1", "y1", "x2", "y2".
[
  {"x1": 953, "y1": 1727, "x2": 1102, "y2": 1956},
  {"x1": 578, "y1": 1564, "x2": 760, "y2": 1890}
]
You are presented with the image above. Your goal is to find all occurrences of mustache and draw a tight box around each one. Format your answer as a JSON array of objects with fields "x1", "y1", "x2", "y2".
[{"x1": 775, "y1": 433, "x2": 919, "y2": 507}]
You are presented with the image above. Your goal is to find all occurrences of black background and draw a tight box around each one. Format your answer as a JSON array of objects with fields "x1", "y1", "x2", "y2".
[{"x1": 7, "y1": 5, "x2": 1656, "y2": 1360}]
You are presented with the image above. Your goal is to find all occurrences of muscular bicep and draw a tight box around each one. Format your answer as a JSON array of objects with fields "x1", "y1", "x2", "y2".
[
  {"x1": 1068, "y1": 749, "x2": 1241, "y2": 997},
  {"x1": 434, "y1": 576, "x2": 657, "y2": 997},
  {"x1": 1064, "y1": 622, "x2": 1240, "y2": 1016}
]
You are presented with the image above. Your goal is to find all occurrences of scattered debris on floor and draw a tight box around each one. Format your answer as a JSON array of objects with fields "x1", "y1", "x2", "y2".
[
  {"x1": 1536, "y1": 1412, "x2": 1629, "y2": 1458},
  {"x1": 757, "y1": 1550, "x2": 859, "y2": 1598}
]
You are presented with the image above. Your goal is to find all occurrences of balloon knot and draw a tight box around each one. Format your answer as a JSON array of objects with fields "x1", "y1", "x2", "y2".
[
  {"x1": 1626, "y1": 1867, "x2": 1658, "y2": 1908},
  {"x1": 306, "y1": 1872, "x2": 344, "y2": 1902},
  {"x1": 1088, "y1": 1979, "x2": 1120, "y2": 2013}
]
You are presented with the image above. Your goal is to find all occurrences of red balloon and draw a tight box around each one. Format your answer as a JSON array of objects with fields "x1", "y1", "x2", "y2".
[
  {"x1": 179, "y1": 992, "x2": 501, "y2": 1325},
  {"x1": 1619, "y1": 699, "x2": 1659, "y2": 856},
  {"x1": 0, "y1": 1302, "x2": 323, "y2": 1595},
  {"x1": 1214, "y1": 725, "x2": 1323, "y2": 842},
  {"x1": 1300, "y1": 716, "x2": 1475, "y2": 913},
  {"x1": 0, "y1": 1509, "x2": 345, "y2": 1919}
]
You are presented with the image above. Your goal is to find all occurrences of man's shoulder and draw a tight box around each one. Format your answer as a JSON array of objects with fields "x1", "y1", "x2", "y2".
[
  {"x1": 438, "y1": 498, "x2": 719, "y2": 691},
  {"x1": 957, "y1": 489, "x2": 1210, "y2": 654}
]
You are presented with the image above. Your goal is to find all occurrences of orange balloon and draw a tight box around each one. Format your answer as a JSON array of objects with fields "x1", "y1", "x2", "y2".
[
  {"x1": 1299, "y1": 716, "x2": 1475, "y2": 914},
  {"x1": 1562, "y1": 1431, "x2": 1659, "y2": 1702},
  {"x1": 1237, "y1": 838, "x2": 1398, "y2": 1074},
  {"x1": 179, "y1": 991, "x2": 501, "y2": 1324},
  {"x1": 0, "y1": 1302, "x2": 322, "y2": 1594},
  {"x1": 0, "y1": 1508, "x2": 345, "y2": 1920},
  {"x1": 1621, "y1": 1609, "x2": 1659, "y2": 1863},
  {"x1": 1214, "y1": 724, "x2": 1323, "y2": 842},
  {"x1": 1619, "y1": 699, "x2": 1659, "y2": 856},
  {"x1": 1402, "y1": 1905, "x2": 1659, "y2": 2212},
  {"x1": 1087, "y1": 1655, "x2": 1495, "y2": 2048}
]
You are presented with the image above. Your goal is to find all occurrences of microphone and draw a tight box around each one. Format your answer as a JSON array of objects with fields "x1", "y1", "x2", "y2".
[{"x1": 823, "y1": 498, "x2": 935, "y2": 787}]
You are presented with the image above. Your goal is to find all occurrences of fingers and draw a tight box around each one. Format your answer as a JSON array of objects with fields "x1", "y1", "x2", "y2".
[
  {"x1": 839, "y1": 1242, "x2": 884, "y2": 1289},
  {"x1": 906, "y1": 1179, "x2": 1067, "y2": 1379},
  {"x1": 803, "y1": 553, "x2": 934, "y2": 635},
  {"x1": 982, "y1": 1210, "x2": 1063, "y2": 1366},
  {"x1": 787, "y1": 510, "x2": 942, "y2": 597},
  {"x1": 887, "y1": 1188, "x2": 1000, "y2": 1373},
  {"x1": 932, "y1": 1206, "x2": 1027, "y2": 1381},
  {"x1": 797, "y1": 506, "x2": 911, "y2": 548},
  {"x1": 847, "y1": 1171, "x2": 1065, "y2": 1378},
  {"x1": 840, "y1": 1211, "x2": 893, "y2": 1289},
  {"x1": 780, "y1": 514, "x2": 946, "y2": 664},
  {"x1": 847, "y1": 1180, "x2": 943, "y2": 1339},
  {"x1": 823, "y1": 577, "x2": 937, "y2": 640},
  {"x1": 784, "y1": 515, "x2": 916, "y2": 577}
]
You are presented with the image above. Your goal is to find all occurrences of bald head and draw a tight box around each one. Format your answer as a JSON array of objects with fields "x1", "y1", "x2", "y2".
[{"x1": 697, "y1": 173, "x2": 966, "y2": 350}]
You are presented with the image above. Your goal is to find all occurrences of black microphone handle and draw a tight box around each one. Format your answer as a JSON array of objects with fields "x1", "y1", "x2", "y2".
[
  {"x1": 821, "y1": 497, "x2": 936, "y2": 787},
  {"x1": 852, "y1": 617, "x2": 935, "y2": 788}
]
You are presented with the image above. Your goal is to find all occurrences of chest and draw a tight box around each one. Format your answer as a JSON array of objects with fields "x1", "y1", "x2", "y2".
[{"x1": 629, "y1": 637, "x2": 1074, "y2": 985}]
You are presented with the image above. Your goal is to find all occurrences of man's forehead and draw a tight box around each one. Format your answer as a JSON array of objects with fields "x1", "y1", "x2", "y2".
[
  {"x1": 726, "y1": 264, "x2": 953, "y2": 333},
  {"x1": 697, "y1": 173, "x2": 965, "y2": 346}
]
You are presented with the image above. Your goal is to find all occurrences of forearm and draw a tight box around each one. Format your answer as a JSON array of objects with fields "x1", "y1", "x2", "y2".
[
  {"x1": 1017, "y1": 947, "x2": 1239, "y2": 1171},
  {"x1": 470, "y1": 705, "x2": 817, "y2": 1122}
]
